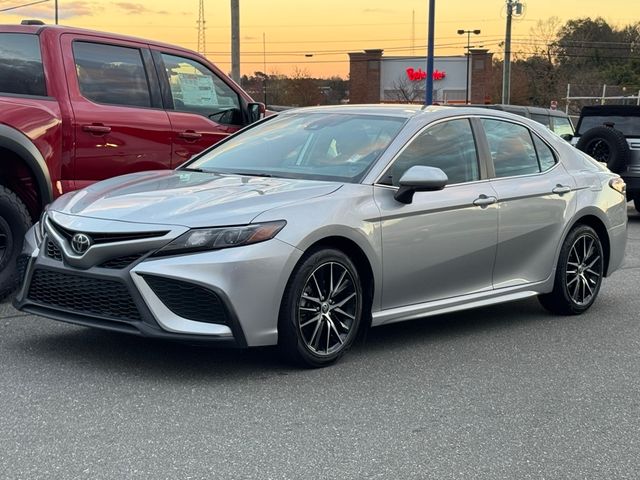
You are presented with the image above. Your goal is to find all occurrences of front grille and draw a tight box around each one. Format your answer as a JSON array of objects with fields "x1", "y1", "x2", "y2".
[
  {"x1": 99, "y1": 254, "x2": 144, "y2": 269},
  {"x1": 45, "y1": 240, "x2": 62, "y2": 261},
  {"x1": 48, "y1": 220, "x2": 168, "y2": 244},
  {"x1": 27, "y1": 269, "x2": 141, "y2": 321},
  {"x1": 143, "y1": 275, "x2": 228, "y2": 324}
]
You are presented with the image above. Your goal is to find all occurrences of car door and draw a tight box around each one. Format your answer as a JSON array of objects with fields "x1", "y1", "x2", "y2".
[
  {"x1": 479, "y1": 118, "x2": 577, "y2": 289},
  {"x1": 61, "y1": 34, "x2": 172, "y2": 189},
  {"x1": 152, "y1": 51, "x2": 246, "y2": 167},
  {"x1": 374, "y1": 118, "x2": 499, "y2": 310}
]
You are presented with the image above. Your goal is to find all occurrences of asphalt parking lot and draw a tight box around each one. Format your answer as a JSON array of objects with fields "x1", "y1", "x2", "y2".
[{"x1": 1, "y1": 207, "x2": 639, "y2": 479}]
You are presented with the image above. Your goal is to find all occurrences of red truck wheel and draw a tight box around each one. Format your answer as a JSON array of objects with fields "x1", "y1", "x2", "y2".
[{"x1": 0, "y1": 186, "x2": 31, "y2": 301}]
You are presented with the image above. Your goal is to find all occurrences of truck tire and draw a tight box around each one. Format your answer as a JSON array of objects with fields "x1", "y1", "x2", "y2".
[
  {"x1": 0, "y1": 186, "x2": 32, "y2": 301},
  {"x1": 575, "y1": 126, "x2": 630, "y2": 174}
]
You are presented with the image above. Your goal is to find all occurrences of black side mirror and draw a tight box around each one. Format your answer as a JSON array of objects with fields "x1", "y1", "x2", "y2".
[
  {"x1": 247, "y1": 102, "x2": 266, "y2": 124},
  {"x1": 560, "y1": 133, "x2": 573, "y2": 142},
  {"x1": 394, "y1": 166, "x2": 448, "y2": 204}
]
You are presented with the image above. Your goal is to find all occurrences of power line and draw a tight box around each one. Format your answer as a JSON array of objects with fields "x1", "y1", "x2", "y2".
[{"x1": 0, "y1": 0, "x2": 48, "y2": 12}]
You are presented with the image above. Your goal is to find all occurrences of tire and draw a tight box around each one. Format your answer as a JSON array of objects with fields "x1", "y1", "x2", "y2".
[
  {"x1": 0, "y1": 186, "x2": 32, "y2": 301},
  {"x1": 278, "y1": 248, "x2": 363, "y2": 368},
  {"x1": 538, "y1": 225, "x2": 604, "y2": 315},
  {"x1": 575, "y1": 126, "x2": 630, "y2": 174}
]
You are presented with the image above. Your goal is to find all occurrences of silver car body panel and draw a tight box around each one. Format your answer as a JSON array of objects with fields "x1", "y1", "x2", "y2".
[{"x1": 13, "y1": 105, "x2": 628, "y2": 347}]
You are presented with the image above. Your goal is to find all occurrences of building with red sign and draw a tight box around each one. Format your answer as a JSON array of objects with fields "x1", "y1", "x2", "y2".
[{"x1": 348, "y1": 49, "x2": 493, "y2": 104}]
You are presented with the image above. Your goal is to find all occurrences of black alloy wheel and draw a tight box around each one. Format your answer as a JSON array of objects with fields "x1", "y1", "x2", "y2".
[
  {"x1": 539, "y1": 225, "x2": 604, "y2": 315},
  {"x1": 279, "y1": 248, "x2": 363, "y2": 367}
]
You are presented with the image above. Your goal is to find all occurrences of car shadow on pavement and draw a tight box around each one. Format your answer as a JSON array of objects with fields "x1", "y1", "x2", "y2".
[{"x1": 13, "y1": 297, "x2": 549, "y2": 379}]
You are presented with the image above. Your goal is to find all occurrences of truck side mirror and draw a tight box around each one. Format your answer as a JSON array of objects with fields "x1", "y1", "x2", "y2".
[{"x1": 247, "y1": 102, "x2": 265, "y2": 124}]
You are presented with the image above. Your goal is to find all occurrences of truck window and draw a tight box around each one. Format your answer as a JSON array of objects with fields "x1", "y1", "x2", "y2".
[
  {"x1": 0, "y1": 33, "x2": 46, "y2": 96},
  {"x1": 552, "y1": 117, "x2": 574, "y2": 137},
  {"x1": 160, "y1": 53, "x2": 242, "y2": 125},
  {"x1": 73, "y1": 42, "x2": 151, "y2": 108}
]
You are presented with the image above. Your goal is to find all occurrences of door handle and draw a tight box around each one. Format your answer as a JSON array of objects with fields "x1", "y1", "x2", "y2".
[
  {"x1": 178, "y1": 130, "x2": 203, "y2": 140},
  {"x1": 552, "y1": 185, "x2": 572, "y2": 195},
  {"x1": 473, "y1": 194, "x2": 498, "y2": 208},
  {"x1": 82, "y1": 124, "x2": 111, "y2": 134}
]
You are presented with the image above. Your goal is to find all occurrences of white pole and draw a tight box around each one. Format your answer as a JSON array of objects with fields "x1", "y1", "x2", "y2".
[
  {"x1": 565, "y1": 83, "x2": 570, "y2": 113},
  {"x1": 601, "y1": 84, "x2": 606, "y2": 105}
]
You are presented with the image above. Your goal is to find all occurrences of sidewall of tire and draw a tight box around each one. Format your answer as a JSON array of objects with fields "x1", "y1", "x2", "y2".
[
  {"x1": 278, "y1": 248, "x2": 363, "y2": 368},
  {"x1": 0, "y1": 187, "x2": 32, "y2": 300}
]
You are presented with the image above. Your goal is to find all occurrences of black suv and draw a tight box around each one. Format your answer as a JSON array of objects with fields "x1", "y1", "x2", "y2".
[{"x1": 572, "y1": 105, "x2": 640, "y2": 211}]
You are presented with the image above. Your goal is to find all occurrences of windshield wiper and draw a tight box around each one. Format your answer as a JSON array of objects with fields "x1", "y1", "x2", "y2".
[{"x1": 229, "y1": 171, "x2": 274, "y2": 178}]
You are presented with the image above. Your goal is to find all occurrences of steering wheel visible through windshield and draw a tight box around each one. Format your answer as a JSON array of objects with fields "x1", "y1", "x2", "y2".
[{"x1": 184, "y1": 112, "x2": 407, "y2": 183}]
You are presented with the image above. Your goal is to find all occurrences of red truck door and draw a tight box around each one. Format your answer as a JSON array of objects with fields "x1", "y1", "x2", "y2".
[
  {"x1": 152, "y1": 50, "x2": 245, "y2": 166},
  {"x1": 61, "y1": 34, "x2": 172, "y2": 189}
]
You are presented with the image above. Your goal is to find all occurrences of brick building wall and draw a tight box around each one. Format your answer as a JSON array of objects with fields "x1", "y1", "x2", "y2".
[
  {"x1": 348, "y1": 49, "x2": 383, "y2": 104},
  {"x1": 470, "y1": 49, "x2": 494, "y2": 104}
]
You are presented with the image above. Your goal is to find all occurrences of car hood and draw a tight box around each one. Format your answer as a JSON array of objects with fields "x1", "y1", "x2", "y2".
[{"x1": 51, "y1": 170, "x2": 343, "y2": 228}]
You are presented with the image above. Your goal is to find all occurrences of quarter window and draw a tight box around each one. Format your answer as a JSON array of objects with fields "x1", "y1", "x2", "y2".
[
  {"x1": 0, "y1": 33, "x2": 46, "y2": 96},
  {"x1": 73, "y1": 42, "x2": 151, "y2": 107},
  {"x1": 482, "y1": 119, "x2": 539, "y2": 178},
  {"x1": 161, "y1": 53, "x2": 241, "y2": 124},
  {"x1": 533, "y1": 135, "x2": 556, "y2": 171},
  {"x1": 381, "y1": 119, "x2": 479, "y2": 186}
]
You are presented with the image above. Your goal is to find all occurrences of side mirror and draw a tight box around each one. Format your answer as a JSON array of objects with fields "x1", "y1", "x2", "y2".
[
  {"x1": 394, "y1": 166, "x2": 448, "y2": 204},
  {"x1": 247, "y1": 102, "x2": 266, "y2": 124},
  {"x1": 560, "y1": 133, "x2": 573, "y2": 142}
]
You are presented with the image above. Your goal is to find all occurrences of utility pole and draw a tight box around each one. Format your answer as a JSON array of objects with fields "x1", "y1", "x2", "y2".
[
  {"x1": 55, "y1": 0, "x2": 58, "y2": 24},
  {"x1": 231, "y1": 0, "x2": 240, "y2": 83},
  {"x1": 425, "y1": 0, "x2": 435, "y2": 105},
  {"x1": 197, "y1": 0, "x2": 206, "y2": 55},
  {"x1": 458, "y1": 29, "x2": 481, "y2": 104},
  {"x1": 501, "y1": 0, "x2": 517, "y2": 104}
]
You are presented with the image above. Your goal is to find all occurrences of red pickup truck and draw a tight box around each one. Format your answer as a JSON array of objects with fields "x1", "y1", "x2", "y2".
[{"x1": 0, "y1": 22, "x2": 264, "y2": 298}]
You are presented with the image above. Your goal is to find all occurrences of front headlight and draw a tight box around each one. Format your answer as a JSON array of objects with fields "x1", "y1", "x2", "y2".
[{"x1": 152, "y1": 220, "x2": 286, "y2": 257}]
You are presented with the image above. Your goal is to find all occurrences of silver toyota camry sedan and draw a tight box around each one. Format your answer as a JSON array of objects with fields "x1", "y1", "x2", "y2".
[{"x1": 14, "y1": 105, "x2": 627, "y2": 367}]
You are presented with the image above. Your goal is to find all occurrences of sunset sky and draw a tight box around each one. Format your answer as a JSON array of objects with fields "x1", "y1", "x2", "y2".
[{"x1": 2, "y1": 0, "x2": 636, "y2": 78}]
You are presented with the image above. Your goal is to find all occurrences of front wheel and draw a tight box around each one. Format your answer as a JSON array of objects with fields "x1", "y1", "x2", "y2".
[
  {"x1": 538, "y1": 225, "x2": 604, "y2": 315},
  {"x1": 278, "y1": 248, "x2": 363, "y2": 368}
]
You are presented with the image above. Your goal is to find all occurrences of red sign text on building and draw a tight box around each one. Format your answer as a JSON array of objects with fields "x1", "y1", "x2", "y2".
[{"x1": 406, "y1": 67, "x2": 446, "y2": 82}]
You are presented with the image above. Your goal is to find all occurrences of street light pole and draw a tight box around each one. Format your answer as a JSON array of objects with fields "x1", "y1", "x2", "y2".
[{"x1": 457, "y1": 29, "x2": 480, "y2": 104}]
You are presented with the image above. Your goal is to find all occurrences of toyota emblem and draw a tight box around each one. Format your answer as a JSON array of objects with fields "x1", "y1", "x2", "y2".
[{"x1": 71, "y1": 233, "x2": 92, "y2": 255}]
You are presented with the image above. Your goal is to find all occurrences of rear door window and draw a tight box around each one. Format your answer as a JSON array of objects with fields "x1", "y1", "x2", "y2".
[
  {"x1": 0, "y1": 33, "x2": 46, "y2": 96},
  {"x1": 482, "y1": 119, "x2": 540, "y2": 177},
  {"x1": 73, "y1": 41, "x2": 152, "y2": 107}
]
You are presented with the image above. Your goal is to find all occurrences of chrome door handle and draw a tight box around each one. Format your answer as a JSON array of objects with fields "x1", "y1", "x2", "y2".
[
  {"x1": 552, "y1": 185, "x2": 571, "y2": 195},
  {"x1": 473, "y1": 194, "x2": 498, "y2": 208}
]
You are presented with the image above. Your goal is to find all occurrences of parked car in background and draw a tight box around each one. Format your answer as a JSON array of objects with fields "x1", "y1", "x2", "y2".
[
  {"x1": 0, "y1": 21, "x2": 264, "y2": 298},
  {"x1": 572, "y1": 105, "x2": 640, "y2": 211},
  {"x1": 14, "y1": 106, "x2": 627, "y2": 367},
  {"x1": 463, "y1": 104, "x2": 575, "y2": 139}
]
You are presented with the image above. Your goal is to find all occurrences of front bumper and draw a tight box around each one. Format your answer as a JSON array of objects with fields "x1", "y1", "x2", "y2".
[{"x1": 14, "y1": 221, "x2": 303, "y2": 347}]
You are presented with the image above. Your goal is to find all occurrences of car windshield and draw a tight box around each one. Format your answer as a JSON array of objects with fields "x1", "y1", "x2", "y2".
[{"x1": 185, "y1": 112, "x2": 407, "y2": 183}]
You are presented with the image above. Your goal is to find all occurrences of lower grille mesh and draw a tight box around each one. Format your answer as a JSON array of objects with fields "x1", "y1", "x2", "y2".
[
  {"x1": 27, "y1": 269, "x2": 141, "y2": 321},
  {"x1": 143, "y1": 275, "x2": 228, "y2": 324}
]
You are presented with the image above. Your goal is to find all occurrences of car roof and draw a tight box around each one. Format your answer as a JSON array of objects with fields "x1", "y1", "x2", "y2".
[{"x1": 0, "y1": 23, "x2": 196, "y2": 53}]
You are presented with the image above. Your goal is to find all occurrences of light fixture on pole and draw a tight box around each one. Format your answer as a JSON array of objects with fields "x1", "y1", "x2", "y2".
[{"x1": 457, "y1": 28, "x2": 480, "y2": 104}]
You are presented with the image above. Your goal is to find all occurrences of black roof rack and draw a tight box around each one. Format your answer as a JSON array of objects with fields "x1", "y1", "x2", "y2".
[{"x1": 20, "y1": 19, "x2": 45, "y2": 25}]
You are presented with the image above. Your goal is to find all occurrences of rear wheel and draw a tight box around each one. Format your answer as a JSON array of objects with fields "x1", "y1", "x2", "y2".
[
  {"x1": 0, "y1": 186, "x2": 32, "y2": 301},
  {"x1": 539, "y1": 225, "x2": 604, "y2": 315},
  {"x1": 278, "y1": 248, "x2": 363, "y2": 368}
]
